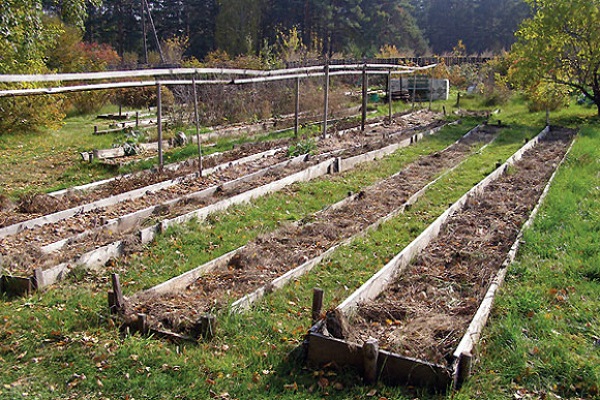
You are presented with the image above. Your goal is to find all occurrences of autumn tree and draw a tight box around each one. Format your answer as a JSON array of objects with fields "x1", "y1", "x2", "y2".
[
  {"x1": 510, "y1": 0, "x2": 600, "y2": 115},
  {"x1": 0, "y1": 0, "x2": 64, "y2": 134}
]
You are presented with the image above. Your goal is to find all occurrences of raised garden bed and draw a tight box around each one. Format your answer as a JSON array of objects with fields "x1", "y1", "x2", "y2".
[
  {"x1": 0, "y1": 118, "x2": 447, "y2": 295},
  {"x1": 115, "y1": 124, "x2": 498, "y2": 340},
  {"x1": 305, "y1": 126, "x2": 575, "y2": 391}
]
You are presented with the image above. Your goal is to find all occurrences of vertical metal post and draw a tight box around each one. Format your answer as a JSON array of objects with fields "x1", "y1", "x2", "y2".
[
  {"x1": 322, "y1": 61, "x2": 330, "y2": 138},
  {"x1": 412, "y1": 72, "x2": 417, "y2": 110},
  {"x1": 429, "y1": 70, "x2": 433, "y2": 111},
  {"x1": 294, "y1": 77, "x2": 300, "y2": 137},
  {"x1": 141, "y1": 0, "x2": 148, "y2": 64},
  {"x1": 157, "y1": 82, "x2": 163, "y2": 171},
  {"x1": 192, "y1": 75, "x2": 203, "y2": 176},
  {"x1": 361, "y1": 63, "x2": 368, "y2": 132},
  {"x1": 387, "y1": 70, "x2": 393, "y2": 123}
]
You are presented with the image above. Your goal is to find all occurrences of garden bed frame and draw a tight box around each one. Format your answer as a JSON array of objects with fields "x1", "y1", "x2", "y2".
[
  {"x1": 113, "y1": 123, "x2": 490, "y2": 339},
  {"x1": 304, "y1": 126, "x2": 574, "y2": 390}
]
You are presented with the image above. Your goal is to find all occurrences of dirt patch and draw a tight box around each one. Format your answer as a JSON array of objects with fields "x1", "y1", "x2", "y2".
[
  {"x1": 345, "y1": 128, "x2": 575, "y2": 367},
  {"x1": 124, "y1": 124, "x2": 498, "y2": 338}
]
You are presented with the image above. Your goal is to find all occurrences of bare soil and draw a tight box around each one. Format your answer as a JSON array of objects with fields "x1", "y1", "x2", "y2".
[
  {"x1": 345, "y1": 128, "x2": 574, "y2": 367},
  {"x1": 125, "y1": 124, "x2": 498, "y2": 338}
]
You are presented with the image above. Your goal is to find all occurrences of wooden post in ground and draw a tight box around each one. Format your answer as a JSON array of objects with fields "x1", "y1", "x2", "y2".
[
  {"x1": 311, "y1": 288, "x2": 324, "y2": 325},
  {"x1": 546, "y1": 107, "x2": 550, "y2": 127},
  {"x1": 322, "y1": 61, "x2": 330, "y2": 138},
  {"x1": 361, "y1": 63, "x2": 368, "y2": 132},
  {"x1": 157, "y1": 82, "x2": 164, "y2": 171},
  {"x1": 454, "y1": 351, "x2": 473, "y2": 389},
  {"x1": 294, "y1": 77, "x2": 300, "y2": 138},
  {"x1": 110, "y1": 273, "x2": 125, "y2": 314},
  {"x1": 33, "y1": 267, "x2": 44, "y2": 290},
  {"x1": 192, "y1": 75, "x2": 203, "y2": 176},
  {"x1": 363, "y1": 338, "x2": 379, "y2": 384},
  {"x1": 387, "y1": 70, "x2": 393, "y2": 123},
  {"x1": 135, "y1": 111, "x2": 139, "y2": 128}
]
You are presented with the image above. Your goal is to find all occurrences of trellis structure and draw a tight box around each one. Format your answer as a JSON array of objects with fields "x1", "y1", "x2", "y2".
[{"x1": 0, "y1": 63, "x2": 437, "y2": 170}]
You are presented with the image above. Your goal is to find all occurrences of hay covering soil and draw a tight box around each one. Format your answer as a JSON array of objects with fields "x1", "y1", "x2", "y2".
[
  {"x1": 345, "y1": 128, "x2": 575, "y2": 367},
  {"x1": 125, "y1": 124, "x2": 498, "y2": 337}
]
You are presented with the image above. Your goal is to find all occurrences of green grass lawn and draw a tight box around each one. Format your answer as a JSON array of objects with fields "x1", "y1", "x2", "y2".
[{"x1": 1, "y1": 94, "x2": 599, "y2": 399}]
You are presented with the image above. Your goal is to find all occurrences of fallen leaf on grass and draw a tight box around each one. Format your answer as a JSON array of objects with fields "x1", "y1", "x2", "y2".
[{"x1": 283, "y1": 382, "x2": 298, "y2": 391}]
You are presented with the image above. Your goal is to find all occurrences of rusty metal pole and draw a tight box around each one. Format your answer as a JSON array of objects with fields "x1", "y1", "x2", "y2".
[
  {"x1": 157, "y1": 82, "x2": 163, "y2": 171},
  {"x1": 322, "y1": 60, "x2": 330, "y2": 138},
  {"x1": 361, "y1": 63, "x2": 367, "y2": 132},
  {"x1": 192, "y1": 75, "x2": 203, "y2": 176}
]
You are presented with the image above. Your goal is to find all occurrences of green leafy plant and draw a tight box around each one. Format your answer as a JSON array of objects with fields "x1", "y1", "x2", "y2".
[{"x1": 287, "y1": 138, "x2": 316, "y2": 157}]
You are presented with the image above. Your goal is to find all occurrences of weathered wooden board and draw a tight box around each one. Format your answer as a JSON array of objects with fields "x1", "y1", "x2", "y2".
[{"x1": 306, "y1": 328, "x2": 452, "y2": 388}]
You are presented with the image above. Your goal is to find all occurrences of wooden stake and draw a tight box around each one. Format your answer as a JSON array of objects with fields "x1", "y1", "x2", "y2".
[
  {"x1": 311, "y1": 288, "x2": 324, "y2": 325},
  {"x1": 190, "y1": 314, "x2": 216, "y2": 340},
  {"x1": 157, "y1": 82, "x2": 164, "y2": 171},
  {"x1": 322, "y1": 61, "x2": 330, "y2": 138},
  {"x1": 363, "y1": 337, "x2": 379, "y2": 384},
  {"x1": 361, "y1": 63, "x2": 367, "y2": 132},
  {"x1": 294, "y1": 77, "x2": 300, "y2": 137},
  {"x1": 454, "y1": 352, "x2": 473, "y2": 389},
  {"x1": 110, "y1": 273, "x2": 125, "y2": 314},
  {"x1": 133, "y1": 313, "x2": 148, "y2": 334},
  {"x1": 192, "y1": 75, "x2": 203, "y2": 176},
  {"x1": 135, "y1": 111, "x2": 139, "y2": 128},
  {"x1": 33, "y1": 267, "x2": 44, "y2": 290}
]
